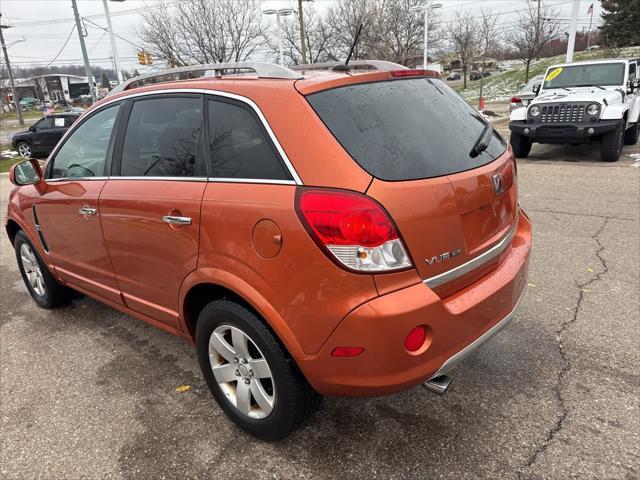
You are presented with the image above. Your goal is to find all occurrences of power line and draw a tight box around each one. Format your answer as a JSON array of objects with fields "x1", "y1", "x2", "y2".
[{"x1": 45, "y1": 24, "x2": 76, "y2": 67}]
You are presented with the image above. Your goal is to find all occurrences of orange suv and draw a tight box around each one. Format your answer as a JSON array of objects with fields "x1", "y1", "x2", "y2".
[{"x1": 6, "y1": 61, "x2": 531, "y2": 440}]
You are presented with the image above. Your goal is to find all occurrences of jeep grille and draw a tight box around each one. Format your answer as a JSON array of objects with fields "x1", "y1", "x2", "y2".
[{"x1": 539, "y1": 103, "x2": 586, "y2": 123}]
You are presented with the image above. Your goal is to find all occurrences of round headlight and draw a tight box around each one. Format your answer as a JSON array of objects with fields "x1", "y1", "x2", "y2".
[
  {"x1": 529, "y1": 105, "x2": 541, "y2": 117},
  {"x1": 586, "y1": 103, "x2": 600, "y2": 116}
]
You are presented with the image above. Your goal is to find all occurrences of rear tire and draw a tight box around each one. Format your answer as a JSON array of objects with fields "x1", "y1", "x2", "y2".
[
  {"x1": 195, "y1": 300, "x2": 321, "y2": 441},
  {"x1": 510, "y1": 132, "x2": 532, "y2": 158},
  {"x1": 624, "y1": 122, "x2": 639, "y2": 145},
  {"x1": 14, "y1": 231, "x2": 72, "y2": 308},
  {"x1": 600, "y1": 123, "x2": 625, "y2": 162}
]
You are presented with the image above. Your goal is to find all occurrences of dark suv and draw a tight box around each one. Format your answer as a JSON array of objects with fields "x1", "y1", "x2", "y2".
[{"x1": 12, "y1": 113, "x2": 81, "y2": 158}]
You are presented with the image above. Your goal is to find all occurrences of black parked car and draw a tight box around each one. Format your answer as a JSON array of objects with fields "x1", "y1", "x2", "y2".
[
  {"x1": 446, "y1": 72, "x2": 461, "y2": 81},
  {"x1": 12, "y1": 113, "x2": 81, "y2": 158},
  {"x1": 470, "y1": 71, "x2": 492, "y2": 81}
]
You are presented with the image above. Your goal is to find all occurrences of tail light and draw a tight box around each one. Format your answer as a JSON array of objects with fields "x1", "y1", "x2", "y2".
[
  {"x1": 295, "y1": 188, "x2": 412, "y2": 273},
  {"x1": 510, "y1": 96, "x2": 522, "y2": 104}
]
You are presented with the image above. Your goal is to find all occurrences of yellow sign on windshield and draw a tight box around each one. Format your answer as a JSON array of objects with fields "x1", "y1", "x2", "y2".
[{"x1": 546, "y1": 67, "x2": 563, "y2": 81}]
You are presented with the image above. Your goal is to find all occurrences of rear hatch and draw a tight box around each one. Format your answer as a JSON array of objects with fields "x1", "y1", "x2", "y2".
[{"x1": 305, "y1": 76, "x2": 518, "y2": 294}]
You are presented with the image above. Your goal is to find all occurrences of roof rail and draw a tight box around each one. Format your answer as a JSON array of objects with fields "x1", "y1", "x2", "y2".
[
  {"x1": 107, "y1": 62, "x2": 303, "y2": 97},
  {"x1": 291, "y1": 60, "x2": 408, "y2": 72}
]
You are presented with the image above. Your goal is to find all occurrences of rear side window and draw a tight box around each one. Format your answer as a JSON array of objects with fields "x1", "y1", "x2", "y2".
[
  {"x1": 207, "y1": 98, "x2": 291, "y2": 180},
  {"x1": 51, "y1": 104, "x2": 120, "y2": 178},
  {"x1": 120, "y1": 96, "x2": 203, "y2": 177},
  {"x1": 307, "y1": 78, "x2": 506, "y2": 181}
]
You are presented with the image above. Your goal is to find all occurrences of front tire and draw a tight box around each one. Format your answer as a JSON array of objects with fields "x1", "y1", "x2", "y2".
[
  {"x1": 624, "y1": 122, "x2": 639, "y2": 145},
  {"x1": 600, "y1": 123, "x2": 625, "y2": 162},
  {"x1": 195, "y1": 300, "x2": 321, "y2": 441},
  {"x1": 510, "y1": 132, "x2": 532, "y2": 158},
  {"x1": 17, "y1": 142, "x2": 32, "y2": 158},
  {"x1": 14, "y1": 231, "x2": 72, "y2": 308}
]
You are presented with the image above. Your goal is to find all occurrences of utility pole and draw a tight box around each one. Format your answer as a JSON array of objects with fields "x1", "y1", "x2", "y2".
[
  {"x1": 298, "y1": 0, "x2": 308, "y2": 64},
  {"x1": 566, "y1": 0, "x2": 580, "y2": 63},
  {"x1": 71, "y1": 0, "x2": 96, "y2": 102},
  {"x1": 102, "y1": 0, "x2": 123, "y2": 84},
  {"x1": 0, "y1": 14, "x2": 24, "y2": 126}
]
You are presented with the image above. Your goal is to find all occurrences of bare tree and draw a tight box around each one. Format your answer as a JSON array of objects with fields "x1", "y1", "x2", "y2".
[
  {"x1": 370, "y1": 0, "x2": 437, "y2": 64},
  {"x1": 269, "y1": 6, "x2": 336, "y2": 65},
  {"x1": 506, "y1": 5, "x2": 561, "y2": 82},
  {"x1": 447, "y1": 12, "x2": 479, "y2": 90},
  {"x1": 326, "y1": 0, "x2": 378, "y2": 61},
  {"x1": 477, "y1": 9, "x2": 499, "y2": 107},
  {"x1": 140, "y1": 0, "x2": 265, "y2": 66}
]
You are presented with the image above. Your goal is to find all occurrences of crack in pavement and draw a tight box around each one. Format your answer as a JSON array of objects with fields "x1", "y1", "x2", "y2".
[
  {"x1": 517, "y1": 217, "x2": 611, "y2": 479},
  {"x1": 526, "y1": 208, "x2": 636, "y2": 222}
]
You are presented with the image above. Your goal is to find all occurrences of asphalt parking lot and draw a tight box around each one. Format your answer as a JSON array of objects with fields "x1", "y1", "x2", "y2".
[{"x1": 1, "y1": 140, "x2": 639, "y2": 480}]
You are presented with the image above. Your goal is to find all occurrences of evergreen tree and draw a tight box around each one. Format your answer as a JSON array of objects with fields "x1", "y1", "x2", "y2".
[
  {"x1": 599, "y1": 0, "x2": 640, "y2": 47},
  {"x1": 100, "y1": 72, "x2": 110, "y2": 89}
]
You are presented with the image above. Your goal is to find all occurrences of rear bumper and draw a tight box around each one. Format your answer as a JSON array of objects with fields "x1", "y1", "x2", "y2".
[
  {"x1": 509, "y1": 120, "x2": 621, "y2": 143},
  {"x1": 295, "y1": 210, "x2": 532, "y2": 397}
]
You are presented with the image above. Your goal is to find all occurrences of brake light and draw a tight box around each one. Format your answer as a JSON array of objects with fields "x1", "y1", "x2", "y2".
[
  {"x1": 296, "y1": 189, "x2": 412, "y2": 272},
  {"x1": 390, "y1": 69, "x2": 439, "y2": 78},
  {"x1": 510, "y1": 96, "x2": 522, "y2": 104}
]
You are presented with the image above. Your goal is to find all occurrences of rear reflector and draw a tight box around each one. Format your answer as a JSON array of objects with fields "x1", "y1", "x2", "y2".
[
  {"x1": 331, "y1": 346, "x2": 365, "y2": 357},
  {"x1": 296, "y1": 188, "x2": 412, "y2": 272},
  {"x1": 405, "y1": 326, "x2": 427, "y2": 352}
]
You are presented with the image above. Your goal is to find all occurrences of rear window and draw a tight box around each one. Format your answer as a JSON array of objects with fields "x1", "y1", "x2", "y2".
[{"x1": 306, "y1": 78, "x2": 506, "y2": 181}]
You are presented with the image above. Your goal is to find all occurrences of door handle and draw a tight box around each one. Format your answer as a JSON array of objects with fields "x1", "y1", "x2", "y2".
[
  {"x1": 162, "y1": 215, "x2": 192, "y2": 226},
  {"x1": 79, "y1": 206, "x2": 97, "y2": 216}
]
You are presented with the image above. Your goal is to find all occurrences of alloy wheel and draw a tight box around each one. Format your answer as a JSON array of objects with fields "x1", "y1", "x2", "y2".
[
  {"x1": 17, "y1": 143, "x2": 32, "y2": 158},
  {"x1": 20, "y1": 243, "x2": 45, "y2": 296},
  {"x1": 208, "y1": 325, "x2": 275, "y2": 419}
]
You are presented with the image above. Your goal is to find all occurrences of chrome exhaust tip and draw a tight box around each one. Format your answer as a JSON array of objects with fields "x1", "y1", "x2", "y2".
[{"x1": 423, "y1": 374, "x2": 452, "y2": 395}]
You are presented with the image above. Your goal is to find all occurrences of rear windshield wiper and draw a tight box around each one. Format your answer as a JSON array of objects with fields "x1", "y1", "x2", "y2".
[{"x1": 469, "y1": 120, "x2": 494, "y2": 158}]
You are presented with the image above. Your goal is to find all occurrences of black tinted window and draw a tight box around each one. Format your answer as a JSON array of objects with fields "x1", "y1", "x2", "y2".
[
  {"x1": 121, "y1": 97, "x2": 202, "y2": 177},
  {"x1": 307, "y1": 79, "x2": 506, "y2": 181},
  {"x1": 35, "y1": 117, "x2": 54, "y2": 130},
  {"x1": 51, "y1": 105, "x2": 119, "y2": 178},
  {"x1": 208, "y1": 99, "x2": 291, "y2": 180}
]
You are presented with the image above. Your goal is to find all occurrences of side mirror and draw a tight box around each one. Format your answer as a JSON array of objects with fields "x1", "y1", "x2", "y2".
[
  {"x1": 9, "y1": 158, "x2": 43, "y2": 186},
  {"x1": 532, "y1": 84, "x2": 541, "y2": 95},
  {"x1": 628, "y1": 79, "x2": 639, "y2": 94},
  {"x1": 28, "y1": 125, "x2": 36, "y2": 132}
]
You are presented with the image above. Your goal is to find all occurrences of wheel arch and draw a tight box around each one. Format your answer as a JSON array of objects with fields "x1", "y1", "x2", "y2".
[
  {"x1": 5, "y1": 218, "x2": 21, "y2": 245},
  {"x1": 179, "y1": 269, "x2": 305, "y2": 357}
]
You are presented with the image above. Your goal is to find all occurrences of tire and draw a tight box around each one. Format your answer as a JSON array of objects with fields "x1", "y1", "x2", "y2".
[
  {"x1": 196, "y1": 300, "x2": 321, "y2": 441},
  {"x1": 14, "y1": 231, "x2": 72, "y2": 308},
  {"x1": 624, "y1": 122, "x2": 639, "y2": 145},
  {"x1": 510, "y1": 132, "x2": 532, "y2": 158},
  {"x1": 600, "y1": 123, "x2": 625, "y2": 162},
  {"x1": 17, "y1": 142, "x2": 32, "y2": 158}
]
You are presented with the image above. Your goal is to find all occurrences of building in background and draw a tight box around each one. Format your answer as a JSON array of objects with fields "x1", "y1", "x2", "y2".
[{"x1": 1, "y1": 74, "x2": 93, "y2": 106}]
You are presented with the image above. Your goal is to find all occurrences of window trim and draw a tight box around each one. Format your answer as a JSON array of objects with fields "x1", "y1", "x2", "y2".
[
  {"x1": 45, "y1": 102, "x2": 124, "y2": 181},
  {"x1": 48, "y1": 88, "x2": 302, "y2": 185},
  {"x1": 204, "y1": 94, "x2": 294, "y2": 183},
  {"x1": 111, "y1": 93, "x2": 206, "y2": 178}
]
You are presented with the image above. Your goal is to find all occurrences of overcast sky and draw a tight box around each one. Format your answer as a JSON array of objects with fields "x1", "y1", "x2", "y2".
[{"x1": 1, "y1": 0, "x2": 604, "y2": 75}]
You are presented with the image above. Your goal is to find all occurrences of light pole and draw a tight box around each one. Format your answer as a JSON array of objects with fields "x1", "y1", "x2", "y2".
[
  {"x1": 103, "y1": 0, "x2": 125, "y2": 84},
  {"x1": 411, "y1": 2, "x2": 442, "y2": 70},
  {"x1": 263, "y1": 8, "x2": 293, "y2": 66},
  {"x1": 0, "y1": 14, "x2": 24, "y2": 125},
  {"x1": 566, "y1": 0, "x2": 580, "y2": 63},
  {"x1": 71, "y1": 0, "x2": 96, "y2": 102}
]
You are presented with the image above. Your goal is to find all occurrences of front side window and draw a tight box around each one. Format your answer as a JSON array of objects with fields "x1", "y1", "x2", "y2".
[
  {"x1": 34, "y1": 117, "x2": 54, "y2": 130},
  {"x1": 629, "y1": 63, "x2": 637, "y2": 82},
  {"x1": 50, "y1": 104, "x2": 120, "y2": 178},
  {"x1": 208, "y1": 98, "x2": 292, "y2": 180},
  {"x1": 120, "y1": 96, "x2": 203, "y2": 177}
]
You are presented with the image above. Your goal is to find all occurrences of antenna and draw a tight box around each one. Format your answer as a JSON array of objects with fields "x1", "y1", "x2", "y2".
[{"x1": 333, "y1": 23, "x2": 364, "y2": 72}]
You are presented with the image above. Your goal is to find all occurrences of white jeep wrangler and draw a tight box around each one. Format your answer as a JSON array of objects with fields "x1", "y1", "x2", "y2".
[{"x1": 509, "y1": 58, "x2": 640, "y2": 162}]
